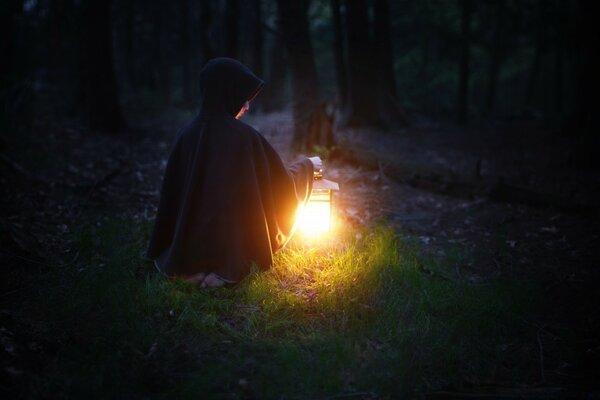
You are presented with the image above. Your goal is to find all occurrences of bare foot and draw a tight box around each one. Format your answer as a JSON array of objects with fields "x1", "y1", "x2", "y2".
[{"x1": 200, "y1": 273, "x2": 228, "y2": 288}]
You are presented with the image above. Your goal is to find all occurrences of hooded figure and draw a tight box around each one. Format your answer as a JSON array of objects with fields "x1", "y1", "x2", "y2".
[{"x1": 147, "y1": 58, "x2": 315, "y2": 285}]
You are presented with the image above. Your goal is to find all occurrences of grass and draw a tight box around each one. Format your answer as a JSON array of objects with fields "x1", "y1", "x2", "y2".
[{"x1": 6, "y1": 218, "x2": 541, "y2": 399}]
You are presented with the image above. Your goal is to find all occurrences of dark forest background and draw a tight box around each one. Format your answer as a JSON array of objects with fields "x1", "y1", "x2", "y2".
[
  {"x1": 2, "y1": 1, "x2": 600, "y2": 397},
  {"x1": 1, "y1": 0, "x2": 598, "y2": 162}
]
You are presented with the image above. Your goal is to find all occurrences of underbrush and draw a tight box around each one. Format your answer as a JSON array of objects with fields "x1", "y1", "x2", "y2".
[{"x1": 8, "y1": 218, "x2": 540, "y2": 399}]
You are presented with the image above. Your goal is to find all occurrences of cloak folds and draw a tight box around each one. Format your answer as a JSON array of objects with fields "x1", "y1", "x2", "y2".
[{"x1": 147, "y1": 58, "x2": 314, "y2": 282}]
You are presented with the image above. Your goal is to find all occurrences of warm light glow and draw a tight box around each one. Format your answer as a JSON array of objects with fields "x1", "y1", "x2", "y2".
[{"x1": 297, "y1": 189, "x2": 331, "y2": 235}]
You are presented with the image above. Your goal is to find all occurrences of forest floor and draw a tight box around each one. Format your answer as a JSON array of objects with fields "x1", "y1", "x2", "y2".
[
  {"x1": 251, "y1": 111, "x2": 600, "y2": 392},
  {"x1": 1, "y1": 107, "x2": 599, "y2": 398}
]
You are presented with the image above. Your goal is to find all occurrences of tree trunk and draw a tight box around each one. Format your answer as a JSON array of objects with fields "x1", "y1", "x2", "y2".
[
  {"x1": 525, "y1": 0, "x2": 546, "y2": 107},
  {"x1": 261, "y1": 25, "x2": 287, "y2": 112},
  {"x1": 180, "y1": 0, "x2": 194, "y2": 108},
  {"x1": 0, "y1": 0, "x2": 22, "y2": 127},
  {"x1": 554, "y1": 37, "x2": 564, "y2": 114},
  {"x1": 244, "y1": 0, "x2": 264, "y2": 111},
  {"x1": 153, "y1": 3, "x2": 171, "y2": 105},
  {"x1": 248, "y1": 0, "x2": 264, "y2": 76},
  {"x1": 374, "y1": 0, "x2": 396, "y2": 100},
  {"x1": 276, "y1": 0, "x2": 334, "y2": 152},
  {"x1": 123, "y1": 0, "x2": 136, "y2": 91},
  {"x1": 223, "y1": 0, "x2": 239, "y2": 58},
  {"x1": 330, "y1": 0, "x2": 347, "y2": 108},
  {"x1": 81, "y1": 0, "x2": 125, "y2": 132},
  {"x1": 199, "y1": 0, "x2": 215, "y2": 64},
  {"x1": 572, "y1": 0, "x2": 600, "y2": 167},
  {"x1": 457, "y1": 0, "x2": 472, "y2": 125},
  {"x1": 554, "y1": 0, "x2": 566, "y2": 114},
  {"x1": 342, "y1": 0, "x2": 380, "y2": 126},
  {"x1": 485, "y1": 0, "x2": 505, "y2": 114},
  {"x1": 418, "y1": 36, "x2": 429, "y2": 82},
  {"x1": 47, "y1": 0, "x2": 65, "y2": 75},
  {"x1": 374, "y1": 0, "x2": 409, "y2": 126},
  {"x1": 0, "y1": 0, "x2": 19, "y2": 90}
]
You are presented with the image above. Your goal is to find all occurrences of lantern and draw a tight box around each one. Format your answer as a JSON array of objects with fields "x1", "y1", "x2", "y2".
[{"x1": 297, "y1": 169, "x2": 339, "y2": 235}]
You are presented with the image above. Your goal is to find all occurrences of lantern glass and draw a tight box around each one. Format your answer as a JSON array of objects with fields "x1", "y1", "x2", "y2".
[{"x1": 298, "y1": 189, "x2": 331, "y2": 234}]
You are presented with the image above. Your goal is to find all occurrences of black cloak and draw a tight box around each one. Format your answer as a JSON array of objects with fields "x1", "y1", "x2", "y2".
[{"x1": 147, "y1": 58, "x2": 313, "y2": 282}]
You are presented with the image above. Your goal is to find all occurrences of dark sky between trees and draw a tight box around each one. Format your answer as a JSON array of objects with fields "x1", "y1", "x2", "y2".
[{"x1": 1, "y1": 0, "x2": 598, "y2": 162}]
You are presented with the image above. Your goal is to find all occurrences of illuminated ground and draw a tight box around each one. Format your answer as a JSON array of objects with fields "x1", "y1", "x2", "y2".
[{"x1": 1, "y1": 109, "x2": 598, "y2": 398}]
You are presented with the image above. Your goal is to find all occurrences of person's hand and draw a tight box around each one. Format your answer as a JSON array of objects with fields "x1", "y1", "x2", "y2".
[{"x1": 308, "y1": 156, "x2": 323, "y2": 174}]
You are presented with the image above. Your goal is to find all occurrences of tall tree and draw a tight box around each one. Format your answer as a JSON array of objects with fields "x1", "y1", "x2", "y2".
[
  {"x1": 242, "y1": 0, "x2": 264, "y2": 111},
  {"x1": 341, "y1": 0, "x2": 407, "y2": 127},
  {"x1": 47, "y1": 0, "x2": 65, "y2": 78},
  {"x1": 241, "y1": 0, "x2": 263, "y2": 76},
  {"x1": 223, "y1": 0, "x2": 239, "y2": 58},
  {"x1": 81, "y1": 0, "x2": 125, "y2": 131},
  {"x1": 180, "y1": 0, "x2": 194, "y2": 108},
  {"x1": 374, "y1": 0, "x2": 396, "y2": 100},
  {"x1": 457, "y1": 0, "x2": 472, "y2": 125},
  {"x1": 199, "y1": 0, "x2": 215, "y2": 63},
  {"x1": 152, "y1": 1, "x2": 172, "y2": 105},
  {"x1": 330, "y1": 0, "x2": 347, "y2": 108},
  {"x1": 0, "y1": 0, "x2": 22, "y2": 127},
  {"x1": 276, "y1": 0, "x2": 334, "y2": 151},
  {"x1": 122, "y1": 0, "x2": 137, "y2": 91},
  {"x1": 525, "y1": 0, "x2": 547, "y2": 107},
  {"x1": 572, "y1": 0, "x2": 599, "y2": 167},
  {"x1": 342, "y1": 0, "x2": 379, "y2": 126},
  {"x1": 1, "y1": 0, "x2": 20, "y2": 88},
  {"x1": 485, "y1": 0, "x2": 506, "y2": 114},
  {"x1": 554, "y1": 0, "x2": 566, "y2": 114},
  {"x1": 374, "y1": 0, "x2": 409, "y2": 126},
  {"x1": 261, "y1": 25, "x2": 287, "y2": 112}
]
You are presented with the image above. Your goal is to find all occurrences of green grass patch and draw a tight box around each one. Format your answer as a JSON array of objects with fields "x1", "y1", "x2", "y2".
[{"x1": 12, "y1": 218, "x2": 540, "y2": 398}]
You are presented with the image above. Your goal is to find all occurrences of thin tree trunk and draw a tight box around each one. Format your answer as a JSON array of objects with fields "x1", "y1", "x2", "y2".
[
  {"x1": 180, "y1": 0, "x2": 193, "y2": 108},
  {"x1": 47, "y1": 0, "x2": 65, "y2": 75},
  {"x1": 374, "y1": 0, "x2": 396, "y2": 99},
  {"x1": 199, "y1": 0, "x2": 215, "y2": 64},
  {"x1": 223, "y1": 0, "x2": 239, "y2": 58},
  {"x1": 153, "y1": 3, "x2": 171, "y2": 105},
  {"x1": 343, "y1": 0, "x2": 380, "y2": 126},
  {"x1": 572, "y1": 0, "x2": 599, "y2": 167},
  {"x1": 554, "y1": 0, "x2": 566, "y2": 114},
  {"x1": 457, "y1": 0, "x2": 472, "y2": 125},
  {"x1": 418, "y1": 36, "x2": 429, "y2": 82},
  {"x1": 276, "y1": 0, "x2": 319, "y2": 143},
  {"x1": 246, "y1": 0, "x2": 264, "y2": 111},
  {"x1": 554, "y1": 41, "x2": 564, "y2": 114},
  {"x1": 374, "y1": 0, "x2": 409, "y2": 126},
  {"x1": 123, "y1": 0, "x2": 136, "y2": 91},
  {"x1": 330, "y1": 0, "x2": 347, "y2": 108},
  {"x1": 525, "y1": 0, "x2": 546, "y2": 107},
  {"x1": 0, "y1": 0, "x2": 20, "y2": 90},
  {"x1": 485, "y1": 0, "x2": 505, "y2": 114},
  {"x1": 276, "y1": 0, "x2": 334, "y2": 151},
  {"x1": 81, "y1": 0, "x2": 125, "y2": 131},
  {"x1": 261, "y1": 26, "x2": 287, "y2": 112},
  {"x1": 47, "y1": 0, "x2": 76, "y2": 112},
  {"x1": 0, "y1": 0, "x2": 22, "y2": 127},
  {"x1": 250, "y1": 0, "x2": 263, "y2": 76}
]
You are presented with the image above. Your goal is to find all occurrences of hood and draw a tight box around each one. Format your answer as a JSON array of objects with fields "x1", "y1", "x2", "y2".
[{"x1": 198, "y1": 58, "x2": 264, "y2": 117}]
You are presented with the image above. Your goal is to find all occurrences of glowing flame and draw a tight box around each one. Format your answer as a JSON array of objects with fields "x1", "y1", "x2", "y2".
[{"x1": 297, "y1": 189, "x2": 331, "y2": 235}]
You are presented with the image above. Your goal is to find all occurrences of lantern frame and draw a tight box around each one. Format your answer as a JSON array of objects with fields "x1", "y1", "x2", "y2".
[{"x1": 298, "y1": 177, "x2": 339, "y2": 235}]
